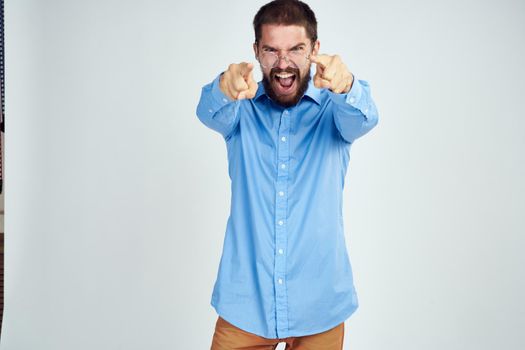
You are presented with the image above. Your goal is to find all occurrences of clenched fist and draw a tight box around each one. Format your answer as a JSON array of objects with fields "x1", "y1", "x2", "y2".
[
  {"x1": 219, "y1": 62, "x2": 258, "y2": 101},
  {"x1": 310, "y1": 54, "x2": 354, "y2": 94}
]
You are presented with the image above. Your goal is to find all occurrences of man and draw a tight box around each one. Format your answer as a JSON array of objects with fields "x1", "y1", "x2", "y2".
[{"x1": 196, "y1": 0, "x2": 379, "y2": 348}]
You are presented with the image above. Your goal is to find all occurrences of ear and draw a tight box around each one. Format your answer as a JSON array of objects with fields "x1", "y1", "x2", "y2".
[
  {"x1": 253, "y1": 42, "x2": 258, "y2": 60},
  {"x1": 312, "y1": 39, "x2": 320, "y2": 56}
]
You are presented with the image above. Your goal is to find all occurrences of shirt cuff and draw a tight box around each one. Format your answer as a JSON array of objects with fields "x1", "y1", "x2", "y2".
[
  {"x1": 211, "y1": 72, "x2": 235, "y2": 107},
  {"x1": 328, "y1": 75, "x2": 367, "y2": 111}
]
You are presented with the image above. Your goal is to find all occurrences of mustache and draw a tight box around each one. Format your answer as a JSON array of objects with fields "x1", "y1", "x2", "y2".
[{"x1": 270, "y1": 66, "x2": 299, "y2": 78}]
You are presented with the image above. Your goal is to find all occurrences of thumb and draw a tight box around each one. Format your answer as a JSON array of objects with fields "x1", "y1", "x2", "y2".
[
  {"x1": 245, "y1": 76, "x2": 258, "y2": 99},
  {"x1": 237, "y1": 90, "x2": 247, "y2": 100}
]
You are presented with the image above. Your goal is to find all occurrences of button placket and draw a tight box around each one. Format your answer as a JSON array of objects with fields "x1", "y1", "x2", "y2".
[{"x1": 274, "y1": 108, "x2": 290, "y2": 337}]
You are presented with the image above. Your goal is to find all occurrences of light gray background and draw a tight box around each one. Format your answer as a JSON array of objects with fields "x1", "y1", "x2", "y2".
[{"x1": 3, "y1": 0, "x2": 524, "y2": 349}]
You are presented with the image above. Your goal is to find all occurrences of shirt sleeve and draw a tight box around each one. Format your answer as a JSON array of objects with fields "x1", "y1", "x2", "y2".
[
  {"x1": 328, "y1": 76, "x2": 379, "y2": 144},
  {"x1": 196, "y1": 72, "x2": 242, "y2": 141}
]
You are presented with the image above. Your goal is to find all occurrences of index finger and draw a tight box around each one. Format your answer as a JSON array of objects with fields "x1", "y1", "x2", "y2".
[
  {"x1": 309, "y1": 54, "x2": 331, "y2": 68},
  {"x1": 238, "y1": 62, "x2": 254, "y2": 77}
]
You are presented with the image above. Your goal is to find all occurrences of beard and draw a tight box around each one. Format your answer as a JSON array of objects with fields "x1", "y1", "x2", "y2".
[{"x1": 261, "y1": 65, "x2": 311, "y2": 108}]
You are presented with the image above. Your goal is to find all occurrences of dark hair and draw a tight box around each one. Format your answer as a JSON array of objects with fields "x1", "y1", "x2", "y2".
[{"x1": 253, "y1": 0, "x2": 318, "y2": 44}]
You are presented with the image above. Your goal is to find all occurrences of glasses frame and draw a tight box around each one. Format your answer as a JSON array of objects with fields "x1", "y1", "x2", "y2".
[{"x1": 255, "y1": 42, "x2": 312, "y2": 70}]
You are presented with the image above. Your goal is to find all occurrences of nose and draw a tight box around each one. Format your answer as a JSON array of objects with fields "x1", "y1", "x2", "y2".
[{"x1": 275, "y1": 54, "x2": 290, "y2": 70}]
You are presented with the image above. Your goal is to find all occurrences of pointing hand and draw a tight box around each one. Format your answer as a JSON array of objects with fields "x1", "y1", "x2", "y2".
[
  {"x1": 219, "y1": 62, "x2": 258, "y2": 100},
  {"x1": 310, "y1": 54, "x2": 354, "y2": 94}
]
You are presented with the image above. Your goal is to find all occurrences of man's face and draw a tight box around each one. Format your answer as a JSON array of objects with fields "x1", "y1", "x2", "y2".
[{"x1": 254, "y1": 24, "x2": 320, "y2": 107}]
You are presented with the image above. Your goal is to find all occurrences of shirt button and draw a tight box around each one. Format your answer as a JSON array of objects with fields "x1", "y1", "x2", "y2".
[
  {"x1": 278, "y1": 220, "x2": 284, "y2": 226},
  {"x1": 349, "y1": 97, "x2": 356, "y2": 104},
  {"x1": 222, "y1": 98, "x2": 228, "y2": 103},
  {"x1": 281, "y1": 164, "x2": 286, "y2": 169},
  {"x1": 279, "y1": 191, "x2": 284, "y2": 196},
  {"x1": 364, "y1": 108, "x2": 369, "y2": 113},
  {"x1": 281, "y1": 136, "x2": 286, "y2": 142},
  {"x1": 284, "y1": 110, "x2": 288, "y2": 114},
  {"x1": 278, "y1": 278, "x2": 283, "y2": 284},
  {"x1": 278, "y1": 249, "x2": 284, "y2": 254},
  {"x1": 208, "y1": 109, "x2": 213, "y2": 113}
]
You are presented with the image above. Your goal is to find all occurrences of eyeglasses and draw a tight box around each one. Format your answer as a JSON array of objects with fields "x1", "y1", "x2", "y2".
[{"x1": 257, "y1": 46, "x2": 311, "y2": 69}]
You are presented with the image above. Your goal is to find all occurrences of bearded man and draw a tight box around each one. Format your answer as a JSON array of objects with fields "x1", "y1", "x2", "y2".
[{"x1": 196, "y1": 1, "x2": 379, "y2": 348}]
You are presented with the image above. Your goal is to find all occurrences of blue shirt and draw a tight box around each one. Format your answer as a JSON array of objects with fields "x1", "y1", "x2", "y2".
[{"x1": 196, "y1": 67, "x2": 379, "y2": 339}]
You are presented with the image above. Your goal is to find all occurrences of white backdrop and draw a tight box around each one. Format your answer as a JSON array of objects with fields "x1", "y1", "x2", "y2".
[{"x1": 3, "y1": 0, "x2": 524, "y2": 349}]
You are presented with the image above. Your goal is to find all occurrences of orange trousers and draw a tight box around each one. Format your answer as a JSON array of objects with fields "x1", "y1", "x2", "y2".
[{"x1": 211, "y1": 316, "x2": 345, "y2": 350}]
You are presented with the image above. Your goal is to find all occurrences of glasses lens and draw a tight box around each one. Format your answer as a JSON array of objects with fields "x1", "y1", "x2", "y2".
[
  {"x1": 259, "y1": 51, "x2": 309, "y2": 69},
  {"x1": 289, "y1": 51, "x2": 308, "y2": 68},
  {"x1": 260, "y1": 52, "x2": 277, "y2": 68}
]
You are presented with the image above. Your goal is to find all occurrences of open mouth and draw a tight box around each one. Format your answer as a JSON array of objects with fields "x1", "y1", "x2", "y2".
[{"x1": 273, "y1": 72, "x2": 297, "y2": 94}]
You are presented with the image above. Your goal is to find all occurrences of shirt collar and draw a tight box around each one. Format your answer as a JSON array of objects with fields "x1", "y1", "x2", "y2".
[{"x1": 254, "y1": 76, "x2": 322, "y2": 106}]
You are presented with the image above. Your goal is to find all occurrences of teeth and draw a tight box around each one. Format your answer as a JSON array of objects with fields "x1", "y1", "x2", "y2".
[{"x1": 275, "y1": 73, "x2": 294, "y2": 78}]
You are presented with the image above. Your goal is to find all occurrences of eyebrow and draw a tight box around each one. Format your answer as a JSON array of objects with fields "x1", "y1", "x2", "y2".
[{"x1": 261, "y1": 42, "x2": 307, "y2": 50}]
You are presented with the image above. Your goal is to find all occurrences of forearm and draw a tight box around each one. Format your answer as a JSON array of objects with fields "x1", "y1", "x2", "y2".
[
  {"x1": 196, "y1": 72, "x2": 240, "y2": 140},
  {"x1": 329, "y1": 77, "x2": 379, "y2": 143}
]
